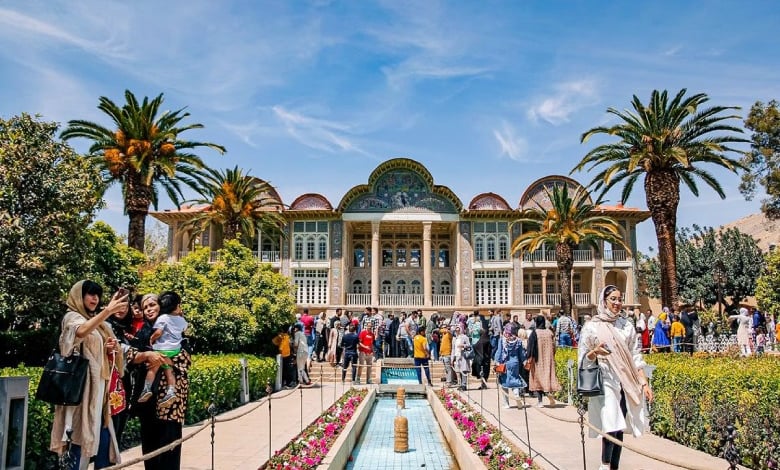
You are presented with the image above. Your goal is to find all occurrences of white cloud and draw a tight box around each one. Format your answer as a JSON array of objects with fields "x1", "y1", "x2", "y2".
[
  {"x1": 493, "y1": 121, "x2": 528, "y2": 162},
  {"x1": 272, "y1": 106, "x2": 372, "y2": 157},
  {"x1": 527, "y1": 80, "x2": 600, "y2": 125}
]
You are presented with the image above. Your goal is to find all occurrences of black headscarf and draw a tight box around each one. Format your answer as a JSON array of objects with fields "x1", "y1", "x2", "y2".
[{"x1": 526, "y1": 315, "x2": 547, "y2": 362}]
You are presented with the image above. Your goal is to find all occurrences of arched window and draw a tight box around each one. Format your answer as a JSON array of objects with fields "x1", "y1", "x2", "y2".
[
  {"x1": 410, "y1": 244, "x2": 421, "y2": 267},
  {"x1": 440, "y1": 280, "x2": 451, "y2": 295},
  {"x1": 438, "y1": 244, "x2": 450, "y2": 267},
  {"x1": 306, "y1": 235, "x2": 316, "y2": 260},
  {"x1": 318, "y1": 235, "x2": 328, "y2": 260},
  {"x1": 498, "y1": 235, "x2": 508, "y2": 260},
  {"x1": 475, "y1": 238, "x2": 484, "y2": 261},
  {"x1": 382, "y1": 244, "x2": 393, "y2": 267},
  {"x1": 487, "y1": 236, "x2": 496, "y2": 261},
  {"x1": 294, "y1": 236, "x2": 304, "y2": 260},
  {"x1": 396, "y1": 244, "x2": 407, "y2": 267},
  {"x1": 352, "y1": 280, "x2": 363, "y2": 293},
  {"x1": 381, "y1": 280, "x2": 392, "y2": 294},
  {"x1": 353, "y1": 244, "x2": 365, "y2": 267},
  {"x1": 396, "y1": 280, "x2": 406, "y2": 294},
  {"x1": 411, "y1": 279, "x2": 421, "y2": 294}
]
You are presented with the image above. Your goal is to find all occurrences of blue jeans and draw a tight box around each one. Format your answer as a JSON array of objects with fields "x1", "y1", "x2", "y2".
[
  {"x1": 405, "y1": 337, "x2": 414, "y2": 358},
  {"x1": 67, "y1": 427, "x2": 111, "y2": 469},
  {"x1": 414, "y1": 358, "x2": 431, "y2": 384},
  {"x1": 490, "y1": 336, "x2": 499, "y2": 353},
  {"x1": 558, "y1": 333, "x2": 572, "y2": 347},
  {"x1": 429, "y1": 341, "x2": 439, "y2": 361},
  {"x1": 672, "y1": 337, "x2": 681, "y2": 353}
]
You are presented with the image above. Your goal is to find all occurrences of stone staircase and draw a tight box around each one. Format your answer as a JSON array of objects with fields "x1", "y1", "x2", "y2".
[{"x1": 307, "y1": 357, "x2": 451, "y2": 385}]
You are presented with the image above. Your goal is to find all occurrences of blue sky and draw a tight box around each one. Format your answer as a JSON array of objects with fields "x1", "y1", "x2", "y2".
[{"x1": 1, "y1": 1, "x2": 778, "y2": 252}]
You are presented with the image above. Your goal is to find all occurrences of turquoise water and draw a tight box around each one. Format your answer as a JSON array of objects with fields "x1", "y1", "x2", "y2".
[
  {"x1": 381, "y1": 367, "x2": 419, "y2": 385},
  {"x1": 346, "y1": 397, "x2": 457, "y2": 470}
]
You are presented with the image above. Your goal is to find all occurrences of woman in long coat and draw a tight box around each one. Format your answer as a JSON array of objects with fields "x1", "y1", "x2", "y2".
[
  {"x1": 578, "y1": 285, "x2": 653, "y2": 470},
  {"x1": 471, "y1": 329, "x2": 492, "y2": 388},
  {"x1": 493, "y1": 324, "x2": 527, "y2": 408},
  {"x1": 728, "y1": 307, "x2": 753, "y2": 356},
  {"x1": 451, "y1": 325, "x2": 471, "y2": 391},
  {"x1": 527, "y1": 315, "x2": 561, "y2": 407}
]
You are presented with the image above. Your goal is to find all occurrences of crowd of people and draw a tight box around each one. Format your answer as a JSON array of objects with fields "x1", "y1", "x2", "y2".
[{"x1": 50, "y1": 280, "x2": 192, "y2": 470}]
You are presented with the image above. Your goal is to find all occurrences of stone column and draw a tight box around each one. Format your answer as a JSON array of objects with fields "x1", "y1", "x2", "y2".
[
  {"x1": 423, "y1": 222, "x2": 432, "y2": 307},
  {"x1": 171, "y1": 223, "x2": 181, "y2": 261},
  {"x1": 371, "y1": 221, "x2": 380, "y2": 306},
  {"x1": 541, "y1": 269, "x2": 548, "y2": 305}
]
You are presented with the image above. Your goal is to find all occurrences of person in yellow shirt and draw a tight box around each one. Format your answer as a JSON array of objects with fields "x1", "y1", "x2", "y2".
[
  {"x1": 439, "y1": 325, "x2": 455, "y2": 386},
  {"x1": 670, "y1": 315, "x2": 685, "y2": 353},
  {"x1": 413, "y1": 329, "x2": 433, "y2": 386},
  {"x1": 272, "y1": 328, "x2": 294, "y2": 388}
]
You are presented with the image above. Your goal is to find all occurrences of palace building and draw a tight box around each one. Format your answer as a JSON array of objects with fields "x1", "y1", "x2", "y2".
[{"x1": 151, "y1": 158, "x2": 650, "y2": 316}]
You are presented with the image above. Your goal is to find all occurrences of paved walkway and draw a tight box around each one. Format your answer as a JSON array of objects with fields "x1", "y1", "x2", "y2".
[{"x1": 118, "y1": 378, "x2": 744, "y2": 469}]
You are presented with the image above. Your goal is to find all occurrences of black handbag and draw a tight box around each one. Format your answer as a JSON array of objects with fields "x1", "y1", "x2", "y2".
[
  {"x1": 36, "y1": 346, "x2": 89, "y2": 406},
  {"x1": 577, "y1": 360, "x2": 603, "y2": 396}
]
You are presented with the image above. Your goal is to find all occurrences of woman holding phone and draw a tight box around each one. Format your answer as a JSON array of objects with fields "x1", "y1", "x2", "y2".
[{"x1": 578, "y1": 285, "x2": 653, "y2": 470}]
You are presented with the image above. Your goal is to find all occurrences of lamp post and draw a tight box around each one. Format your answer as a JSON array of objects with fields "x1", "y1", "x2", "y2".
[{"x1": 713, "y1": 260, "x2": 727, "y2": 326}]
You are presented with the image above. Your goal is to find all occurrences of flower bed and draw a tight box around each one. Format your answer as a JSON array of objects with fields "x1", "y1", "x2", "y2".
[
  {"x1": 261, "y1": 388, "x2": 368, "y2": 470},
  {"x1": 435, "y1": 388, "x2": 538, "y2": 469}
]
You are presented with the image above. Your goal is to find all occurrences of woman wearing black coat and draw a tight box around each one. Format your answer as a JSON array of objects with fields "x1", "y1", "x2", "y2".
[{"x1": 471, "y1": 329, "x2": 492, "y2": 389}]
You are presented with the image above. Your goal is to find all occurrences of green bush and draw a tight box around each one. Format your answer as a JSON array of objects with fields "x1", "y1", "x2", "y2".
[
  {"x1": 555, "y1": 349, "x2": 780, "y2": 469},
  {"x1": 1, "y1": 354, "x2": 277, "y2": 469}
]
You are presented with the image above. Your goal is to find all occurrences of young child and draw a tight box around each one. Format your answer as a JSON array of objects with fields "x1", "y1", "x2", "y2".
[
  {"x1": 670, "y1": 314, "x2": 685, "y2": 353},
  {"x1": 756, "y1": 326, "x2": 767, "y2": 355},
  {"x1": 138, "y1": 291, "x2": 188, "y2": 406}
]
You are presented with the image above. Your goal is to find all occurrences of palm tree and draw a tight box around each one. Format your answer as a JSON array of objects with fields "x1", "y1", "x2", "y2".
[
  {"x1": 61, "y1": 90, "x2": 225, "y2": 251},
  {"x1": 512, "y1": 184, "x2": 628, "y2": 315},
  {"x1": 185, "y1": 166, "x2": 286, "y2": 244},
  {"x1": 572, "y1": 89, "x2": 746, "y2": 308}
]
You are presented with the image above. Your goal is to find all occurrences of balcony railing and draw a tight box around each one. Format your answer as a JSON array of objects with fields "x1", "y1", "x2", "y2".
[
  {"x1": 603, "y1": 250, "x2": 627, "y2": 262},
  {"x1": 253, "y1": 250, "x2": 280, "y2": 263},
  {"x1": 522, "y1": 250, "x2": 556, "y2": 262},
  {"x1": 573, "y1": 249, "x2": 593, "y2": 262},
  {"x1": 524, "y1": 294, "x2": 544, "y2": 305},
  {"x1": 574, "y1": 293, "x2": 591, "y2": 305},
  {"x1": 432, "y1": 294, "x2": 455, "y2": 307},
  {"x1": 346, "y1": 293, "x2": 371, "y2": 306},
  {"x1": 379, "y1": 293, "x2": 424, "y2": 307},
  {"x1": 546, "y1": 293, "x2": 561, "y2": 305}
]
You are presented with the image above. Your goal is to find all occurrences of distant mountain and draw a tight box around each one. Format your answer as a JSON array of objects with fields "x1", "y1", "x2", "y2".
[{"x1": 719, "y1": 213, "x2": 780, "y2": 252}]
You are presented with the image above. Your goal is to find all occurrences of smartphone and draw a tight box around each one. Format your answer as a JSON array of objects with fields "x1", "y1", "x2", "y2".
[
  {"x1": 116, "y1": 287, "x2": 129, "y2": 298},
  {"x1": 602, "y1": 344, "x2": 612, "y2": 354}
]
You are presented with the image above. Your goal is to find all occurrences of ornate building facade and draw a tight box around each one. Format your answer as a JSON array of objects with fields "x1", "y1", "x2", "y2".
[{"x1": 152, "y1": 158, "x2": 650, "y2": 316}]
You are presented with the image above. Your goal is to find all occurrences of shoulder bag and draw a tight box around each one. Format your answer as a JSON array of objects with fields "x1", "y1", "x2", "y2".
[
  {"x1": 36, "y1": 345, "x2": 89, "y2": 406},
  {"x1": 108, "y1": 351, "x2": 126, "y2": 415},
  {"x1": 494, "y1": 363, "x2": 506, "y2": 374},
  {"x1": 577, "y1": 359, "x2": 603, "y2": 397}
]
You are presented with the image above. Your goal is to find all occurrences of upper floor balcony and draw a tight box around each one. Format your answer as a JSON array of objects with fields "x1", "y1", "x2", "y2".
[
  {"x1": 176, "y1": 250, "x2": 281, "y2": 265},
  {"x1": 521, "y1": 249, "x2": 594, "y2": 265}
]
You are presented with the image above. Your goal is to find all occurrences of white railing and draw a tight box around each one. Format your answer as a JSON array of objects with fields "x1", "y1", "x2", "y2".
[
  {"x1": 522, "y1": 250, "x2": 556, "y2": 262},
  {"x1": 572, "y1": 249, "x2": 593, "y2": 262},
  {"x1": 379, "y1": 293, "x2": 424, "y2": 307},
  {"x1": 546, "y1": 293, "x2": 561, "y2": 305},
  {"x1": 432, "y1": 294, "x2": 455, "y2": 307},
  {"x1": 252, "y1": 250, "x2": 280, "y2": 263},
  {"x1": 346, "y1": 293, "x2": 372, "y2": 306},
  {"x1": 574, "y1": 293, "x2": 591, "y2": 305},
  {"x1": 603, "y1": 250, "x2": 627, "y2": 262},
  {"x1": 524, "y1": 294, "x2": 544, "y2": 305}
]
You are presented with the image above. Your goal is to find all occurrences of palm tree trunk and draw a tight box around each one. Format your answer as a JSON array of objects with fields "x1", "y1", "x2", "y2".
[
  {"x1": 125, "y1": 171, "x2": 153, "y2": 252},
  {"x1": 556, "y1": 243, "x2": 575, "y2": 316},
  {"x1": 645, "y1": 170, "x2": 680, "y2": 308}
]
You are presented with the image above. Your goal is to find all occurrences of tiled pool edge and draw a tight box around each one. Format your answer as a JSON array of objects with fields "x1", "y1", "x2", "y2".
[
  {"x1": 317, "y1": 387, "x2": 377, "y2": 469},
  {"x1": 427, "y1": 388, "x2": 487, "y2": 470}
]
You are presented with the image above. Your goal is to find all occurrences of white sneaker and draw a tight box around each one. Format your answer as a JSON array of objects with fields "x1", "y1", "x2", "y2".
[
  {"x1": 598, "y1": 465, "x2": 610, "y2": 470},
  {"x1": 502, "y1": 403, "x2": 511, "y2": 409},
  {"x1": 137, "y1": 389, "x2": 153, "y2": 403},
  {"x1": 512, "y1": 388, "x2": 520, "y2": 398}
]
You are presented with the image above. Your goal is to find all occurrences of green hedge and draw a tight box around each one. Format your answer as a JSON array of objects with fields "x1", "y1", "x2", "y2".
[
  {"x1": 1, "y1": 354, "x2": 277, "y2": 469},
  {"x1": 554, "y1": 349, "x2": 780, "y2": 469}
]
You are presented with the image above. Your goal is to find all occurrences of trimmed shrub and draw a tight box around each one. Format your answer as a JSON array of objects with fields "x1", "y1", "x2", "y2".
[{"x1": 1, "y1": 354, "x2": 277, "y2": 468}]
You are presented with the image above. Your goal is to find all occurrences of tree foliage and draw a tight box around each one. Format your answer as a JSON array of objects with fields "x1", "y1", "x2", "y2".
[
  {"x1": 755, "y1": 248, "x2": 780, "y2": 319},
  {"x1": 639, "y1": 225, "x2": 764, "y2": 311},
  {"x1": 740, "y1": 99, "x2": 780, "y2": 219},
  {"x1": 138, "y1": 240, "x2": 296, "y2": 354},
  {"x1": 61, "y1": 90, "x2": 225, "y2": 251},
  {"x1": 0, "y1": 114, "x2": 103, "y2": 330},
  {"x1": 573, "y1": 89, "x2": 747, "y2": 308},
  {"x1": 82, "y1": 221, "x2": 146, "y2": 293}
]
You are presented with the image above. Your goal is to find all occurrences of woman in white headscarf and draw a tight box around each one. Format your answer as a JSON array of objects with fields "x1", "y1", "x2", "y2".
[
  {"x1": 728, "y1": 307, "x2": 753, "y2": 357},
  {"x1": 578, "y1": 285, "x2": 653, "y2": 470}
]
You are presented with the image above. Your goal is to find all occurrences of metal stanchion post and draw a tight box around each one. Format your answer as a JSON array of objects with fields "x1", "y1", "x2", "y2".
[
  {"x1": 208, "y1": 394, "x2": 217, "y2": 470},
  {"x1": 578, "y1": 398, "x2": 587, "y2": 470},
  {"x1": 496, "y1": 376, "x2": 501, "y2": 431},
  {"x1": 266, "y1": 381, "x2": 272, "y2": 461},
  {"x1": 299, "y1": 385, "x2": 304, "y2": 433},
  {"x1": 567, "y1": 359, "x2": 574, "y2": 405},
  {"x1": 480, "y1": 380, "x2": 483, "y2": 413},
  {"x1": 722, "y1": 424, "x2": 740, "y2": 470},
  {"x1": 522, "y1": 392, "x2": 531, "y2": 459},
  {"x1": 320, "y1": 364, "x2": 324, "y2": 412}
]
